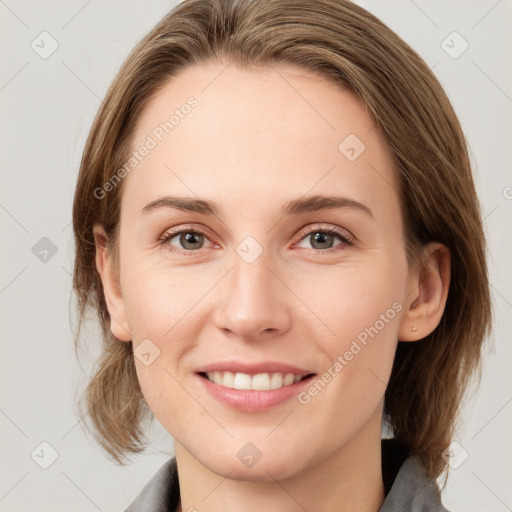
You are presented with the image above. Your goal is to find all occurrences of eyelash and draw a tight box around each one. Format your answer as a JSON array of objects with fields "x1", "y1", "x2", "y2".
[{"x1": 158, "y1": 224, "x2": 355, "y2": 256}]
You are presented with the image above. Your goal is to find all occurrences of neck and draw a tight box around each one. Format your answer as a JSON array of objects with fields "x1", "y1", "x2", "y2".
[{"x1": 174, "y1": 414, "x2": 386, "y2": 512}]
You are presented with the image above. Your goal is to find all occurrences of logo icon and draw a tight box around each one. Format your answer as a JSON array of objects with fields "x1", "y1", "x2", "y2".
[
  {"x1": 441, "y1": 441, "x2": 469, "y2": 469},
  {"x1": 32, "y1": 237, "x2": 58, "y2": 263},
  {"x1": 237, "y1": 442, "x2": 262, "y2": 468},
  {"x1": 236, "y1": 236, "x2": 263, "y2": 264},
  {"x1": 31, "y1": 32, "x2": 59, "y2": 59},
  {"x1": 31, "y1": 441, "x2": 59, "y2": 469},
  {"x1": 441, "y1": 32, "x2": 469, "y2": 59},
  {"x1": 134, "y1": 338, "x2": 161, "y2": 366},
  {"x1": 338, "y1": 134, "x2": 366, "y2": 161}
]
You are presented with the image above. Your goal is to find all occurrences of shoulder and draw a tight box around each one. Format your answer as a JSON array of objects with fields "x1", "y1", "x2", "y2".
[
  {"x1": 379, "y1": 438, "x2": 451, "y2": 512},
  {"x1": 124, "y1": 457, "x2": 179, "y2": 512}
]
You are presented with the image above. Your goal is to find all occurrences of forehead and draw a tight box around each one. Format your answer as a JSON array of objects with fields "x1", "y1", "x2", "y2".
[{"x1": 122, "y1": 61, "x2": 398, "y2": 216}]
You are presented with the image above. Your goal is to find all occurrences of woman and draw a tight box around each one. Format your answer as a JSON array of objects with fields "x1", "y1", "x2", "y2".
[{"x1": 72, "y1": 0, "x2": 491, "y2": 510}]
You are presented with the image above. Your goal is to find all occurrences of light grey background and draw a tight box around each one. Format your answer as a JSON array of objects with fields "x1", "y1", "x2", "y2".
[{"x1": 0, "y1": 1, "x2": 510, "y2": 511}]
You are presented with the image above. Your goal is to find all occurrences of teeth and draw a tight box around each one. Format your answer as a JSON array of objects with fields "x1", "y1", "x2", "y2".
[
  {"x1": 270, "y1": 372, "x2": 283, "y2": 389},
  {"x1": 205, "y1": 371, "x2": 305, "y2": 390},
  {"x1": 283, "y1": 373, "x2": 295, "y2": 386},
  {"x1": 233, "y1": 372, "x2": 252, "y2": 390},
  {"x1": 251, "y1": 373, "x2": 271, "y2": 390}
]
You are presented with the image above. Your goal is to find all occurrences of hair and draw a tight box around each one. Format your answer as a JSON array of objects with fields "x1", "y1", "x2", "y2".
[{"x1": 72, "y1": 0, "x2": 491, "y2": 482}]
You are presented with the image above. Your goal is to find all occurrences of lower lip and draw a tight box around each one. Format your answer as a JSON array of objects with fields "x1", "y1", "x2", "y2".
[{"x1": 196, "y1": 373, "x2": 315, "y2": 412}]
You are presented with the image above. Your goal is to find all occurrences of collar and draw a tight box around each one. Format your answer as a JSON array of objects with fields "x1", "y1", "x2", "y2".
[{"x1": 125, "y1": 438, "x2": 449, "y2": 511}]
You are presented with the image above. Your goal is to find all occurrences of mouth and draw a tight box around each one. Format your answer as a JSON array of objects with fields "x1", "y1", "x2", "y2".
[
  {"x1": 197, "y1": 371, "x2": 316, "y2": 391},
  {"x1": 194, "y1": 360, "x2": 318, "y2": 411}
]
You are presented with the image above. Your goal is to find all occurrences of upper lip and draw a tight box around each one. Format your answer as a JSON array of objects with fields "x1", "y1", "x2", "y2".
[{"x1": 196, "y1": 361, "x2": 315, "y2": 376}]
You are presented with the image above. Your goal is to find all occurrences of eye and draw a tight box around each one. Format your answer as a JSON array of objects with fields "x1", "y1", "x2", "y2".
[
  {"x1": 159, "y1": 226, "x2": 215, "y2": 254},
  {"x1": 294, "y1": 224, "x2": 354, "y2": 253},
  {"x1": 158, "y1": 223, "x2": 355, "y2": 256}
]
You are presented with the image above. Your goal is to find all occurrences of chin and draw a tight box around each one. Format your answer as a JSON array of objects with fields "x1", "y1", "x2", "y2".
[{"x1": 198, "y1": 448, "x2": 305, "y2": 482}]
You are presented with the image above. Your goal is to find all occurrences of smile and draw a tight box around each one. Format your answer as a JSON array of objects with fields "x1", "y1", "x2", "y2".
[
  {"x1": 197, "y1": 370, "x2": 316, "y2": 411},
  {"x1": 202, "y1": 371, "x2": 310, "y2": 390}
]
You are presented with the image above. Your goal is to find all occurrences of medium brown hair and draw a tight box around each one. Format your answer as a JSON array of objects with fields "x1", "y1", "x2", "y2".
[{"x1": 72, "y1": 0, "x2": 491, "y2": 481}]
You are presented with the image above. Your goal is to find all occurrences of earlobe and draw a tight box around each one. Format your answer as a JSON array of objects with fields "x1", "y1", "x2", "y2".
[
  {"x1": 92, "y1": 224, "x2": 132, "y2": 342},
  {"x1": 398, "y1": 242, "x2": 451, "y2": 342}
]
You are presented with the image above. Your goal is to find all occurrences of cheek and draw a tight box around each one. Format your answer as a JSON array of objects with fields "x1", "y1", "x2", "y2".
[
  {"x1": 296, "y1": 257, "x2": 407, "y2": 407},
  {"x1": 118, "y1": 261, "x2": 198, "y2": 404},
  {"x1": 121, "y1": 258, "x2": 209, "y2": 339},
  {"x1": 295, "y1": 255, "x2": 407, "y2": 351}
]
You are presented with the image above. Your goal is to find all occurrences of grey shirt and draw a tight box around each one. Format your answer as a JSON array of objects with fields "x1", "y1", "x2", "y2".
[{"x1": 125, "y1": 438, "x2": 450, "y2": 511}]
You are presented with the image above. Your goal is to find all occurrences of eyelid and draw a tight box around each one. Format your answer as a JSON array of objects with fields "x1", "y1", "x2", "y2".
[
  {"x1": 160, "y1": 223, "x2": 215, "y2": 240},
  {"x1": 293, "y1": 223, "x2": 356, "y2": 245},
  {"x1": 159, "y1": 222, "x2": 356, "y2": 254},
  {"x1": 158, "y1": 223, "x2": 217, "y2": 253}
]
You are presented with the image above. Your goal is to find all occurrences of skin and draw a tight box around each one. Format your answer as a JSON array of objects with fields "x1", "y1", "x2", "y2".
[{"x1": 94, "y1": 61, "x2": 450, "y2": 512}]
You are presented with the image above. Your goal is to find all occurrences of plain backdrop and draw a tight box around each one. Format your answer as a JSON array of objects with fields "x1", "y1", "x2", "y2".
[{"x1": 0, "y1": 1, "x2": 511, "y2": 511}]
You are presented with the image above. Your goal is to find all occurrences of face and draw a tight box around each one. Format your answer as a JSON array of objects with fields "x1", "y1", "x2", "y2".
[{"x1": 103, "y1": 61, "x2": 419, "y2": 480}]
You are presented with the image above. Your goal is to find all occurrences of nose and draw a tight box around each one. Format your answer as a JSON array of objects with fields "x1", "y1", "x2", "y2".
[{"x1": 213, "y1": 253, "x2": 292, "y2": 342}]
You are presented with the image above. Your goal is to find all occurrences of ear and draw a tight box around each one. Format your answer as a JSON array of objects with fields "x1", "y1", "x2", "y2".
[
  {"x1": 92, "y1": 224, "x2": 132, "y2": 342},
  {"x1": 398, "y1": 242, "x2": 451, "y2": 342}
]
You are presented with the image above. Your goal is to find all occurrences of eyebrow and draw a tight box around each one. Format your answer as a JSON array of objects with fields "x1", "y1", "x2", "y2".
[{"x1": 140, "y1": 194, "x2": 373, "y2": 218}]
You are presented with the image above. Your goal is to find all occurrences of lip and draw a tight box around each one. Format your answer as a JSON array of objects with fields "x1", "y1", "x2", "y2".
[
  {"x1": 195, "y1": 362, "x2": 316, "y2": 412},
  {"x1": 195, "y1": 360, "x2": 315, "y2": 376},
  {"x1": 196, "y1": 374, "x2": 315, "y2": 412}
]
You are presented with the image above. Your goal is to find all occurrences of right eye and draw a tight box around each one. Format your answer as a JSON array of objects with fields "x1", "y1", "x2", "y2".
[{"x1": 159, "y1": 226, "x2": 216, "y2": 255}]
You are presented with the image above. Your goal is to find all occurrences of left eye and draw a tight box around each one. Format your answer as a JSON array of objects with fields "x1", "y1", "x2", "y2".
[{"x1": 295, "y1": 228, "x2": 353, "y2": 251}]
